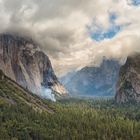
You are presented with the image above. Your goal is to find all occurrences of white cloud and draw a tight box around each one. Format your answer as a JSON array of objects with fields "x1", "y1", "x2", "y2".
[{"x1": 0, "y1": 0, "x2": 140, "y2": 75}]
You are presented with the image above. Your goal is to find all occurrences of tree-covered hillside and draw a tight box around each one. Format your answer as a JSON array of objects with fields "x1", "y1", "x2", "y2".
[{"x1": 0, "y1": 70, "x2": 140, "y2": 140}]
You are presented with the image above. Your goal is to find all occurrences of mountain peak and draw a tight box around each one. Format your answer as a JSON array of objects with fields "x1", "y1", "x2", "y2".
[{"x1": 61, "y1": 59, "x2": 120, "y2": 96}]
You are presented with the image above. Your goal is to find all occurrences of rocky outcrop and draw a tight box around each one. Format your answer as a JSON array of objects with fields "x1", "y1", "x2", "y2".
[
  {"x1": 0, "y1": 33, "x2": 67, "y2": 97},
  {"x1": 60, "y1": 59, "x2": 120, "y2": 96},
  {"x1": 115, "y1": 54, "x2": 140, "y2": 103}
]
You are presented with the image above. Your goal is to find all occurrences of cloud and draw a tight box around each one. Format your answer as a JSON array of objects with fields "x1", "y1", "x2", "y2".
[
  {"x1": 0, "y1": 0, "x2": 140, "y2": 75},
  {"x1": 88, "y1": 12, "x2": 123, "y2": 41},
  {"x1": 127, "y1": 0, "x2": 140, "y2": 6}
]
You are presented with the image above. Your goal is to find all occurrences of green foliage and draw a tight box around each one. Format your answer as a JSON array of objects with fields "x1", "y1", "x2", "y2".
[
  {"x1": 0, "y1": 75, "x2": 140, "y2": 140},
  {"x1": 0, "y1": 97, "x2": 140, "y2": 140}
]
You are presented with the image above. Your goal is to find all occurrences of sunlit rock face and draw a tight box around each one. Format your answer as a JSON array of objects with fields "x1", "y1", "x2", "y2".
[
  {"x1": 0, "y1": 33, "x2": 67, "y2": 97},
  {"x1": 115, "y1": 54, "x2": 140, "y2": 103},
  {"x1": 60, "y1": 59, "x2": 120, "y2": 96}
]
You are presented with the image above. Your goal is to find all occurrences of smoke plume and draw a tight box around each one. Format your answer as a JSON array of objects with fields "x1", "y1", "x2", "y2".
[{"x1": 40, "y1": 87, "x2": 56, "y2": 102}]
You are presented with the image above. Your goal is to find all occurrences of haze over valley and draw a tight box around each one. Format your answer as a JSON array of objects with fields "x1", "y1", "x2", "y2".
[{"x1": 0, "y1": 0, "x2": 140, "y2": 139}]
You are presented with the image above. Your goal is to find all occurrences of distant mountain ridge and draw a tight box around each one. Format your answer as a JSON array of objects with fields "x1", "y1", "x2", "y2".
[
  {"x1": 0, "y1": 33, "x2": 67, "y2": 99},
  {"x1": 60, "y1": 59, "x2": 120, "y2": 96}
]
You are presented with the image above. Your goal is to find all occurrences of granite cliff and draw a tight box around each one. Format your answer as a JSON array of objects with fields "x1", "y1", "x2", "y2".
[
  {"x1": 0, "y1": 33, "x2": 67, "y2": 98},
  {"x1": 115, "y1": 54, "x2": 140, "y2": 103}
]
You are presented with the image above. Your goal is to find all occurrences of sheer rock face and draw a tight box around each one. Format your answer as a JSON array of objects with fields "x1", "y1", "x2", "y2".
[
  {"x1": 60, "y1": 59, "x2": 120, "y2": 96},
  {"x1": 0, "y1": 33, "x2": 67, "y2": 96},
  {"x1": 115, "y1": 54, "x2": 140, "y2": 103}
]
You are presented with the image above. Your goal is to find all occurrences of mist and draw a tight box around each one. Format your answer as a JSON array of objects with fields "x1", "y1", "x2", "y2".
[{"x1": 40, "y1": 87, "x2": 56, "y2": 102}]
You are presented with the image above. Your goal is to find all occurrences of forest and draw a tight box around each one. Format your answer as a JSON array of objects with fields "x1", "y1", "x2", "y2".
[{"x1": 0, "y1": 97, "x2": 140, "y2": 140}]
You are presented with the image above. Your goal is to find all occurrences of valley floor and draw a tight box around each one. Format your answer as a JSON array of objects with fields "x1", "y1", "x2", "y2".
[{"x1": 0, "y1": 97, "x2": 140, "y2": 140}]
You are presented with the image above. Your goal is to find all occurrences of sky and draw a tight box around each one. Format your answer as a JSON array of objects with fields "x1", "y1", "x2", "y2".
[{"x1": 0, "y1": 0, "x2": 140, "y2": 75}]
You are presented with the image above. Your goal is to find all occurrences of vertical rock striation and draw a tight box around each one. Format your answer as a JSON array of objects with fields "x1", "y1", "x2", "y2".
[
  {"x1": 0, "y1": 33, "x2": 67, "y2": 97},
  {"x1": 115, "y1": 54, "x2": 140, "y2": 103}
]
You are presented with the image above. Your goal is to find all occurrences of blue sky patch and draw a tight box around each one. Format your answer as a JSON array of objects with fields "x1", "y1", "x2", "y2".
[
  {"x1": 128, "y1": 0, "x2": 140, "y2": 6},
  {"x1": 109, "y1": 12, "x2": 117, "y2": 23},
  {"x1": 88, "y1": 12, "x2": 122, "y2": 41},
  {"x1": 90, "y1": 25, "x2": 121, "y2": 41}
]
